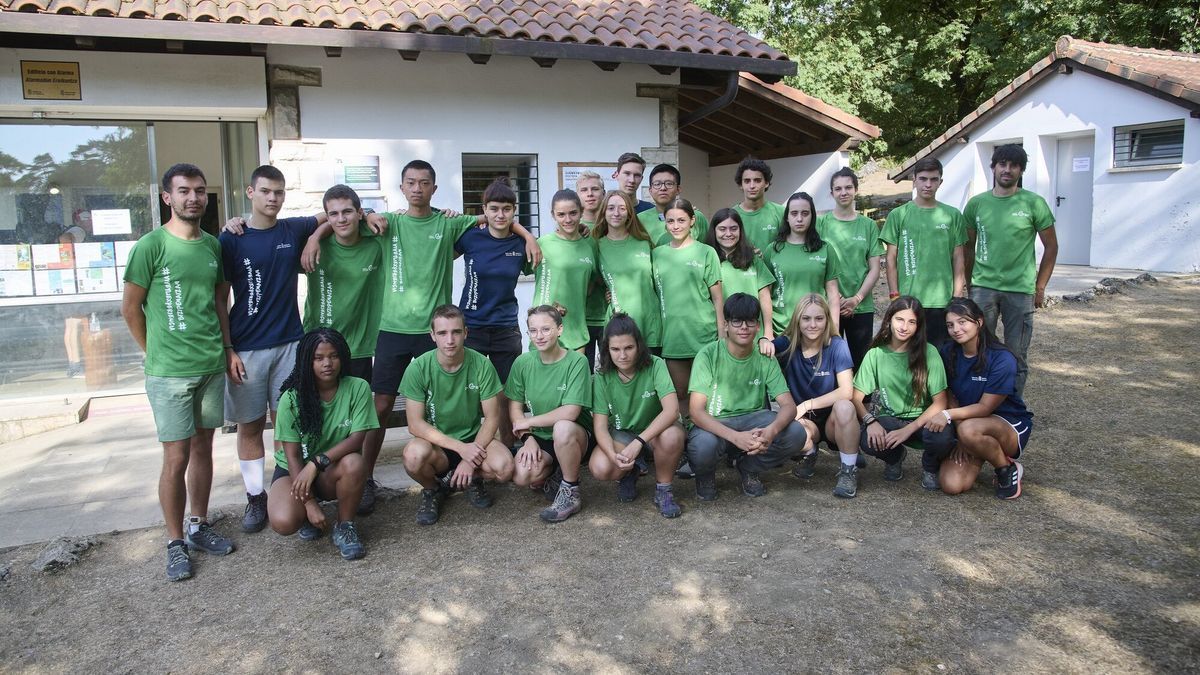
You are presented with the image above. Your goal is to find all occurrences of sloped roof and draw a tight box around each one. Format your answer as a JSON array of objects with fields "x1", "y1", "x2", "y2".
[
  {"x1": 891, "y1": 35, "x2": 1200, "y2": 181},
  {"x1": 0, "y1": 0, "x2": 794, "y2": 76}
]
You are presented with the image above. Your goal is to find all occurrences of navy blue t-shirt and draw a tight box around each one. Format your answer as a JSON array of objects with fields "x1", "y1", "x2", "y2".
[
  {"x1": 939, "y1": 343, "x2": 1032, "y2": 424},
  {"x1": 220, "y1": 216, "x2": 319, "y2": 350},
  {"x1": 773, "y1": 335, "x2": 854, "y2": 404},
  {"x1": 635, "y1": 199, "x2": 655, "y2": 214},
  {"x1": 455, "y1": 227, "x2": 528, "y2": 328}
]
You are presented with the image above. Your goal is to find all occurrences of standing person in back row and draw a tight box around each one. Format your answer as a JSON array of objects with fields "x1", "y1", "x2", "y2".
[
  {"x1": 613, "y1": 152, "x2": 656, "y2": 214},
  {"x1": 637, "y1": 163, "x2": 709, "y2": 245},
  {"x1": 963, "y1": 144, "x2": 1058, "y2": 396},
  {"x1": 122, "y1": 163, "x2": 236, "y2": 582},
  {"x1": 733, "y1": 157, "x2": 785, "y2": 253},
  {"x1": 881, "y1": 157, "x2": 967, "y2": 347}
]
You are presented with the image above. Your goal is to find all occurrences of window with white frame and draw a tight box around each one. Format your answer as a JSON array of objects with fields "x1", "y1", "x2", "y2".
[
  {"x1": 1113, "y1": 120, "x2": 1185, "y2": 168},
  {"x1": 462, "y1": 153, "x2": 540, "y2": 237}
]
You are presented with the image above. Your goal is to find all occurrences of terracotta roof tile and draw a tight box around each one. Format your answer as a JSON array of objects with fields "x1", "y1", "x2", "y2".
[
  {"x1": 0, "y1": 0, "x2": 788, "y2": 63},
  {"x1": 891, "y1": 36, "x2": 1200, "y2": 180}
]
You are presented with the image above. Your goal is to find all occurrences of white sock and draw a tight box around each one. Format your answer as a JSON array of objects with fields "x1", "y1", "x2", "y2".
[
  {"x1": 185, "y1": 515, "x2": 203, "y2": 534},
  {"x1": 840, "y1": 452, "x2": 858, "y2": 466},
  {"x1": 239, "y1": 458, "x2": 266, "y2": 495}
]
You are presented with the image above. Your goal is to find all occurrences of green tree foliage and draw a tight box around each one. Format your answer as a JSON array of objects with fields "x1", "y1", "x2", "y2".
[{"x1": 699, "y1": 0, "x2": 1200, "y2": 160}]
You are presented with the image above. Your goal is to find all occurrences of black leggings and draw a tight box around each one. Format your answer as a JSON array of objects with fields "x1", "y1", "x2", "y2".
[
  {"x1": 860, "y1": 415, "x2": 955, "y2": 472},
  {"x1": 840, "y1": 312, "x2": 874, "y2": 370}
]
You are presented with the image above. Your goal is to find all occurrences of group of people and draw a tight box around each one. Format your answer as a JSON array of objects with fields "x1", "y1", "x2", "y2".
[{"x1": 122, "y1": 146, "x2": 1055, "y2": 581}]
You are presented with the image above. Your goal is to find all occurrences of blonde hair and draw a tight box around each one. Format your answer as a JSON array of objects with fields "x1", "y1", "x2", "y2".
[
  {"x1": 575, "y1": 171, "x2": 603, "y2": 189},
  {"x1": 784, "y1": 293, "x2": 835, "y2": 367}
]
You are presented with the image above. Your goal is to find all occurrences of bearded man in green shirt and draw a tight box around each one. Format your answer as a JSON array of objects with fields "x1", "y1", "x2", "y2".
[{"x1": 963, "y1": 144, "x2": 1058, "y2": 396}]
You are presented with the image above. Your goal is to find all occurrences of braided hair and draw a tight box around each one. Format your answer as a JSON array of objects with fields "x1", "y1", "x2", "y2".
[{"x1": 279, "y1": 328, "x2": 352, "y2": 445}]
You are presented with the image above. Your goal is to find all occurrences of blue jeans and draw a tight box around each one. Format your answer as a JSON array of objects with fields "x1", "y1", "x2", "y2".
[
  {"x1": 859, "y1": 415, "x2": 956, "y2": 473},
  {"x1": 970, "y1": 286, "x2": 1034, "y2": 396},
  {"x1": 686, "y1": 409, "x2": 807, "y2": 476}
]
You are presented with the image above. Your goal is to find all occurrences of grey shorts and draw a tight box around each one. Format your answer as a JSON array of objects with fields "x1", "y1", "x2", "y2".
[
  {"x1": 225, "y1": 341, "x2": 298, "y2": 424},
  {"x1": 145, "y1": 372, "x2": 225, "y2": 442}
]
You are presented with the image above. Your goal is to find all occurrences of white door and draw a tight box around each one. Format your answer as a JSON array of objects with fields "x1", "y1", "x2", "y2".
[{"x1": 1053, "y1": 135, "x2": 1095, "y2": 265}]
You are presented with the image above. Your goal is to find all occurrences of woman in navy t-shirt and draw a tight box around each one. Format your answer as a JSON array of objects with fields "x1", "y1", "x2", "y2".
[
  {"x1": 937, "y1": 297, "x2": 1032, "y2": 499},
  {"x1": 772, "y1": 293, "x2": 859, "y2": 498}
]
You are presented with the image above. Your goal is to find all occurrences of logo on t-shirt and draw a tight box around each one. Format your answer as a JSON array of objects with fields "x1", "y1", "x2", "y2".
[
  {"x1": 641, "y1": 390, "x2": 655, "y2": 399},
  {"x1": 935, "y1": 223, "x2": 949, "y2": 230},
  {"x1": 362, "y1": 264, "x2": 377, "y2": 273},
  {"x1": 557, "y1": 383, "x2": 567, "y2": 391},
  {"x1": 686, "y1": 260, "x2": 703, "y2": 268},
  {"x1": 748, "y1": 377, "x2": 761, "y2": 386},
  {"x1": 813, "y1": 370, "x2": 831, "y2": 378},
  {"x1": 467, "y1": 382, "x2": 479, "y2": 391},
  {"x1": 275, "y1": 243, "x2": 292, "y2": 250},
  {"x1": 339, "y1": 418, "x2": 352, "y2": 427},
  {"x1": 971, "y1": 375, "x2": 988, "y2": 382},
  {"x1": 429, "y1": 233, "x2": 443, "y2": 240},
  {"x1": 1012, "y1": 210, "x2": 1031, "y2": 218},
  {"x1": 578, "y1": 256, "x2": 593, "y2": 264},
  {"x1": 504, "y1": 251, "x2": 522, "y2": 257}
]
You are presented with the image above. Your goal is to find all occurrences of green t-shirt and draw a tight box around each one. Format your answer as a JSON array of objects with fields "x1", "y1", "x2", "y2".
[
  {"x1": 379, "y1": 211, "x2": 477, "y2": 334},
  {"x1": 651, "y1": 241, "x2": 722, "y2": 359},
  {"x1": 637, "y1": 208, "x2": 710, "y2": 246},
  {"x1": 399, "y1": 348, "x2": 503, "y2": 444},
  {"x1": 734, "y1": 202, "x2": 785, "y2": 253},
  {"x1": 505, "y1": 349, "x2": 593, "y2": 440},
  {"x1": 123, "y1": 227, "x2": 225, "y2": 377},
  {"x1": 879, "y1": 201, "x2": 968, "y2": 309},
  {"x1": 852, "y1": 343, "x2": 947, "y2": 420},
  {"x1": 963, "y1": 189, "x2": 1055, "y2": 294},
  {"x1": 688, "y1": 340, "x2": 789, "y2": 419},
  {"x1": 763, "y1": 242, "x2": 841, "y2": 335},
  {"x1": 582, "y1": 220, "x2": 609, "y2": 327},
  {"x1": 598, "y1": 236, "x2": 662, "y2": 348},
  {"x1": 532, "y1": 232, "x2": 598, "y2": 350},
  {"x1": 817, "y1": 212, "x2": 884, "y2": 315},
  {"x1": 273, "y1": 376, "x2": 379, "y2": 469},
  {"x1": 592, "y1": 355, "x2": 677, "y2": 433},
  {"x1": 718, "y1": 256, "x2": 773, "y2": 302},
  {"x1": 303, "y1": 235, "x2": 383, "y2": 358}
]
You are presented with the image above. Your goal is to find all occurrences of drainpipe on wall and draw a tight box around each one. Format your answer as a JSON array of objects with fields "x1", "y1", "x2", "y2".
[{"x1": 679, "y1": 71, "x2": 739, "y2": 128}]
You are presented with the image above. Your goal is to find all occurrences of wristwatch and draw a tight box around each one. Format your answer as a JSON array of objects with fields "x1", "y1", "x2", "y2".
[{"x1": 312, "y1": 454, "x2": 332, "y2": 472}]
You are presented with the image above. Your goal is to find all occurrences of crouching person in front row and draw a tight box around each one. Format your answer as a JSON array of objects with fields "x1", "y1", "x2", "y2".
[
  {"x1": 269, "y1": 328, "x2": 376, "y2": 560},
  {"x1": 400, "y1": 304, "x2": 515, "y2": 526},
  {"x1": 686, "y1": 293, "x2": 808, "y2": 500}
]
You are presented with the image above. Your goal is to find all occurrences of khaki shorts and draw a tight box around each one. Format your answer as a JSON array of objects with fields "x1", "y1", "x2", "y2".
[{"x1": 145, "y1": 372, "x2": 225, "y2": 442}]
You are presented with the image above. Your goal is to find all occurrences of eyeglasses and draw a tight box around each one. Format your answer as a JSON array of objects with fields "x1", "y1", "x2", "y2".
[
  {"x1": 650, "y1": 181, "x2": 678, "y2": 189},
  {"x1": 728, "y1": 319, "x2": 758, "y2": 328}
]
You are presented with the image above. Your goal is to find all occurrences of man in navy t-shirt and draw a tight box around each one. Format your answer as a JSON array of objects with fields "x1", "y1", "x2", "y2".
[
  {"x1": 612, "y1": 152, "x2": 656, "y2": 214},
  {"x1": 218, "y1": 165, "x2": 323, "y2": 533}
]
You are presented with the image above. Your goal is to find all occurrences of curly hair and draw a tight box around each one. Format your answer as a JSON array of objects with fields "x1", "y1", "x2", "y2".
[{"x1": 279, "y1": 328, "x2": 352, "y2": 446}]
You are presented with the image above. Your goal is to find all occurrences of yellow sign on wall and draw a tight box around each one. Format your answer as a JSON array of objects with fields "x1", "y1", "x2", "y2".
[{"x1": 20, "y1": 61, "x2": 82, "y2": 101}]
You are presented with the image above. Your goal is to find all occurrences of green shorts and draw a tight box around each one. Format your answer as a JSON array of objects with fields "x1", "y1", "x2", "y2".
[{"x1": 145, "y1": 372, "x2": 225, "y2": 442}]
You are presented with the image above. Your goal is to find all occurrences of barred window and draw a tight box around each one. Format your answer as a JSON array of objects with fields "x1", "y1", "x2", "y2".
[{"x1": 1113, "y1": 120, "x2": 1184, "y2": 168}]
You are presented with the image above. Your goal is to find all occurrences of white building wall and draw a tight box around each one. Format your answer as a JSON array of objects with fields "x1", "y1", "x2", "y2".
[
  {"x1": 928, "y1": 69, "x2": 1200, "y2": 273},
  {"x1": 678, "y1": 142, "x2": 711, "y2": 214},
  {"x1": 708, "y1": 151, "x2": 848, "y2": 213}
]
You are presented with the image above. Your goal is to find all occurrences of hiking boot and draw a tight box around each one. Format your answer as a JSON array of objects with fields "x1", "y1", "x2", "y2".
[
  {"x1": 883, "y1": 447, "x2": 907, "y2": 482},
  {"x1": 542, "y1": 467, "x2": 563, "y2": 502},
  {"x1": 332, "y1": 521, "x2": 365, "y2": 560},
  {"x1": 415, "y1": 484, "x2": 448, "y2": 526},
  {"x1": 792, "y1": 451, "x2": 817, "y2": 479},
  {"x1": 833, "y1": 464, "x2": 858, "y2": 499},
  {"x1": 653, "y1": 485, "x2": 682, "y2": 518},
  {"x1": 466, "y1": 477, "x2": 494, "y2": 509},
  {"x1": 675, "y1": 459, "x2": 695, "y2": 480},
  {"x1": 737, "y1": 461, "x2": 766, "y2": 497},
  {"x1": 185, "y1": 522, "x2": 235, "y2": 556},
  {"x1": 539, "y1": 483, "x2": 581, "y2": 523},
  {"x1": 617, "y1": 469, "x2": 639, "y2": 502},
  {"x1": 921, "y1": 470, "x2": 941, "y2": 491},
  {"x1": 165, "y1": 540, "x2": 192, "y2": 582},
  {"x1": 357, "y1": 478, "x2": 379, "y2": 515},
  {"x1": 995, "y1": 461, "x2": 1024, "y2": 500},
  {"x1": 298, "y1": 520, "x2": 321, "y2": 541},
  {"x1": 241, "y1": 492, "x2": 268, "y2": 533},
  {"x1": 856, "y1": 454, "x2": 867, "y2": 469},
  {"x1": 695, "y1": 473, "x2": 718, "y2": 501}
]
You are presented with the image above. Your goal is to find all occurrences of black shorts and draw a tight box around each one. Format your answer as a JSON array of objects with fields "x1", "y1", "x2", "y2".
[
  {"x1": 805, "y1": 407, "x2": 838, "y2": 451},
  {"x1": 346, "y1": 357, "x2": 373, "y2": 382},
  {"x1": 271, "y1": 463, "x2": 335, "y2": 501},
  {"x1": 372, "y1": 331, "x2": 435, "y2": 395},
  {"x1": 512, "y1": 423, "x2": 595, "y2": 466},
  {"x1": 439, "y1": 446, "x2": 464, "y2": 475},
  {"x1": 465, "y1": 325, "x2": 522, "y2": 383}
]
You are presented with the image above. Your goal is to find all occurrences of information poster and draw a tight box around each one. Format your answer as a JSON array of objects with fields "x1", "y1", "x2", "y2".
[
  {"x1": 0, "y1": 270, "x2": 34, "y2": 297},
  {"x1": 91, "y1": 209, "x2": 133, "y2": 235},
  {"x1": 558, "y1": 162, "x2": 620, "y2": 191},
  {"x1": 0, "y1": 244, "x2": 31, "y2": 270},
  {"x1": 74, "y1": 242, "x2": 116, "y2": 268},
  {"x1": 32, "y1": 243, "x2": 74, "y2": 269},
  {"x1": 76, "y1": 267, "x2": 117, "y2": 293},
  {"x1": 340, "y1": 155, "x2": 381, "y2": 191},
  {"x1": 34, "y1": 268, "x2": 76, "y2": 295},
  {"x1": 115, "y1": 241, "x2": 136, "y2": 268}
]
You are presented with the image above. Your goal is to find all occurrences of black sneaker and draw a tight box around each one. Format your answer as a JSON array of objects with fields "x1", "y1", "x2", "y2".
[
  {"x1": 542, "y1": 467, "x2": 563, "y2": 503},
  {"x1": 165, "y1": 540, "x2": 192, "y2": 582},
  {"x1": 241, "y1": 492, "x2": 268, "y2": 533},
  {"x1": 357, "y1": 478, "x2": 379, "y2": 515},
  {"x1": 921, "y1": 470, "x2": 940, "y2": 491},
  {"x1": 833, "y1": 464, "x2": 858, "y2": 498},
  {"x1": 995, "y1": 461, "x2": 1024, "y2": 500},
  {"x1": 332, "y1": 521, "x2": 365, "y2": 560},
  {"x1": 298, "y1": 520, "x2": 321, "y2": 541},
  {"x1": 695, "y1": 473, "x2": 718, "y2": 501},
  {"x1": 466, "y1": 477, "x2": 494, "y2": 509},
  {"x1": 185, "y1": 522, "x2": 235, "y2": 555},
  {"x1": 653, "y1": 485, "x2": 682, "y2": 518},
  {"x1": 737, "y1": 461, "x2": 766, "y2": 497},
  {"x1": 883, "y1": 447, "x2": 907, "y2": 482},
  {"x1": 617, "y1": 469, "x2": 639, "y2": 502},
  {"x1": 415, "y1": 484, "x2": 447, "y2": 526},
  {"x1": 792, "y1": 451, "x2": 817, "y2": 479}
]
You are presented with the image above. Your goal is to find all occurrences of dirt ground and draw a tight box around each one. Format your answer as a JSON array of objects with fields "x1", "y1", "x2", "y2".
[{"x1": 2, "y1": 278, "x2": 1199, "y2": 673}]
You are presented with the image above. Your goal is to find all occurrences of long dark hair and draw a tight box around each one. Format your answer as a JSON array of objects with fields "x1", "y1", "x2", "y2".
[
  {"x1": 942, "y1": 296, "x2": 1011, "y2": 380},
  {"x1": 869, "y1": 296, "x2": 930, "y2": 405},
  {"x1": 773, "y1": 191, "x2": 823, "y2": 253},
  {"x1": 597, "y1": 313, "x2": 651, "y2": 375},
  {"x1": 279, "y1": 328, "x2": 352, "y2": 444},
  {"x1": 705, "y1": 207, "x2": 755, "y2": 269}
]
